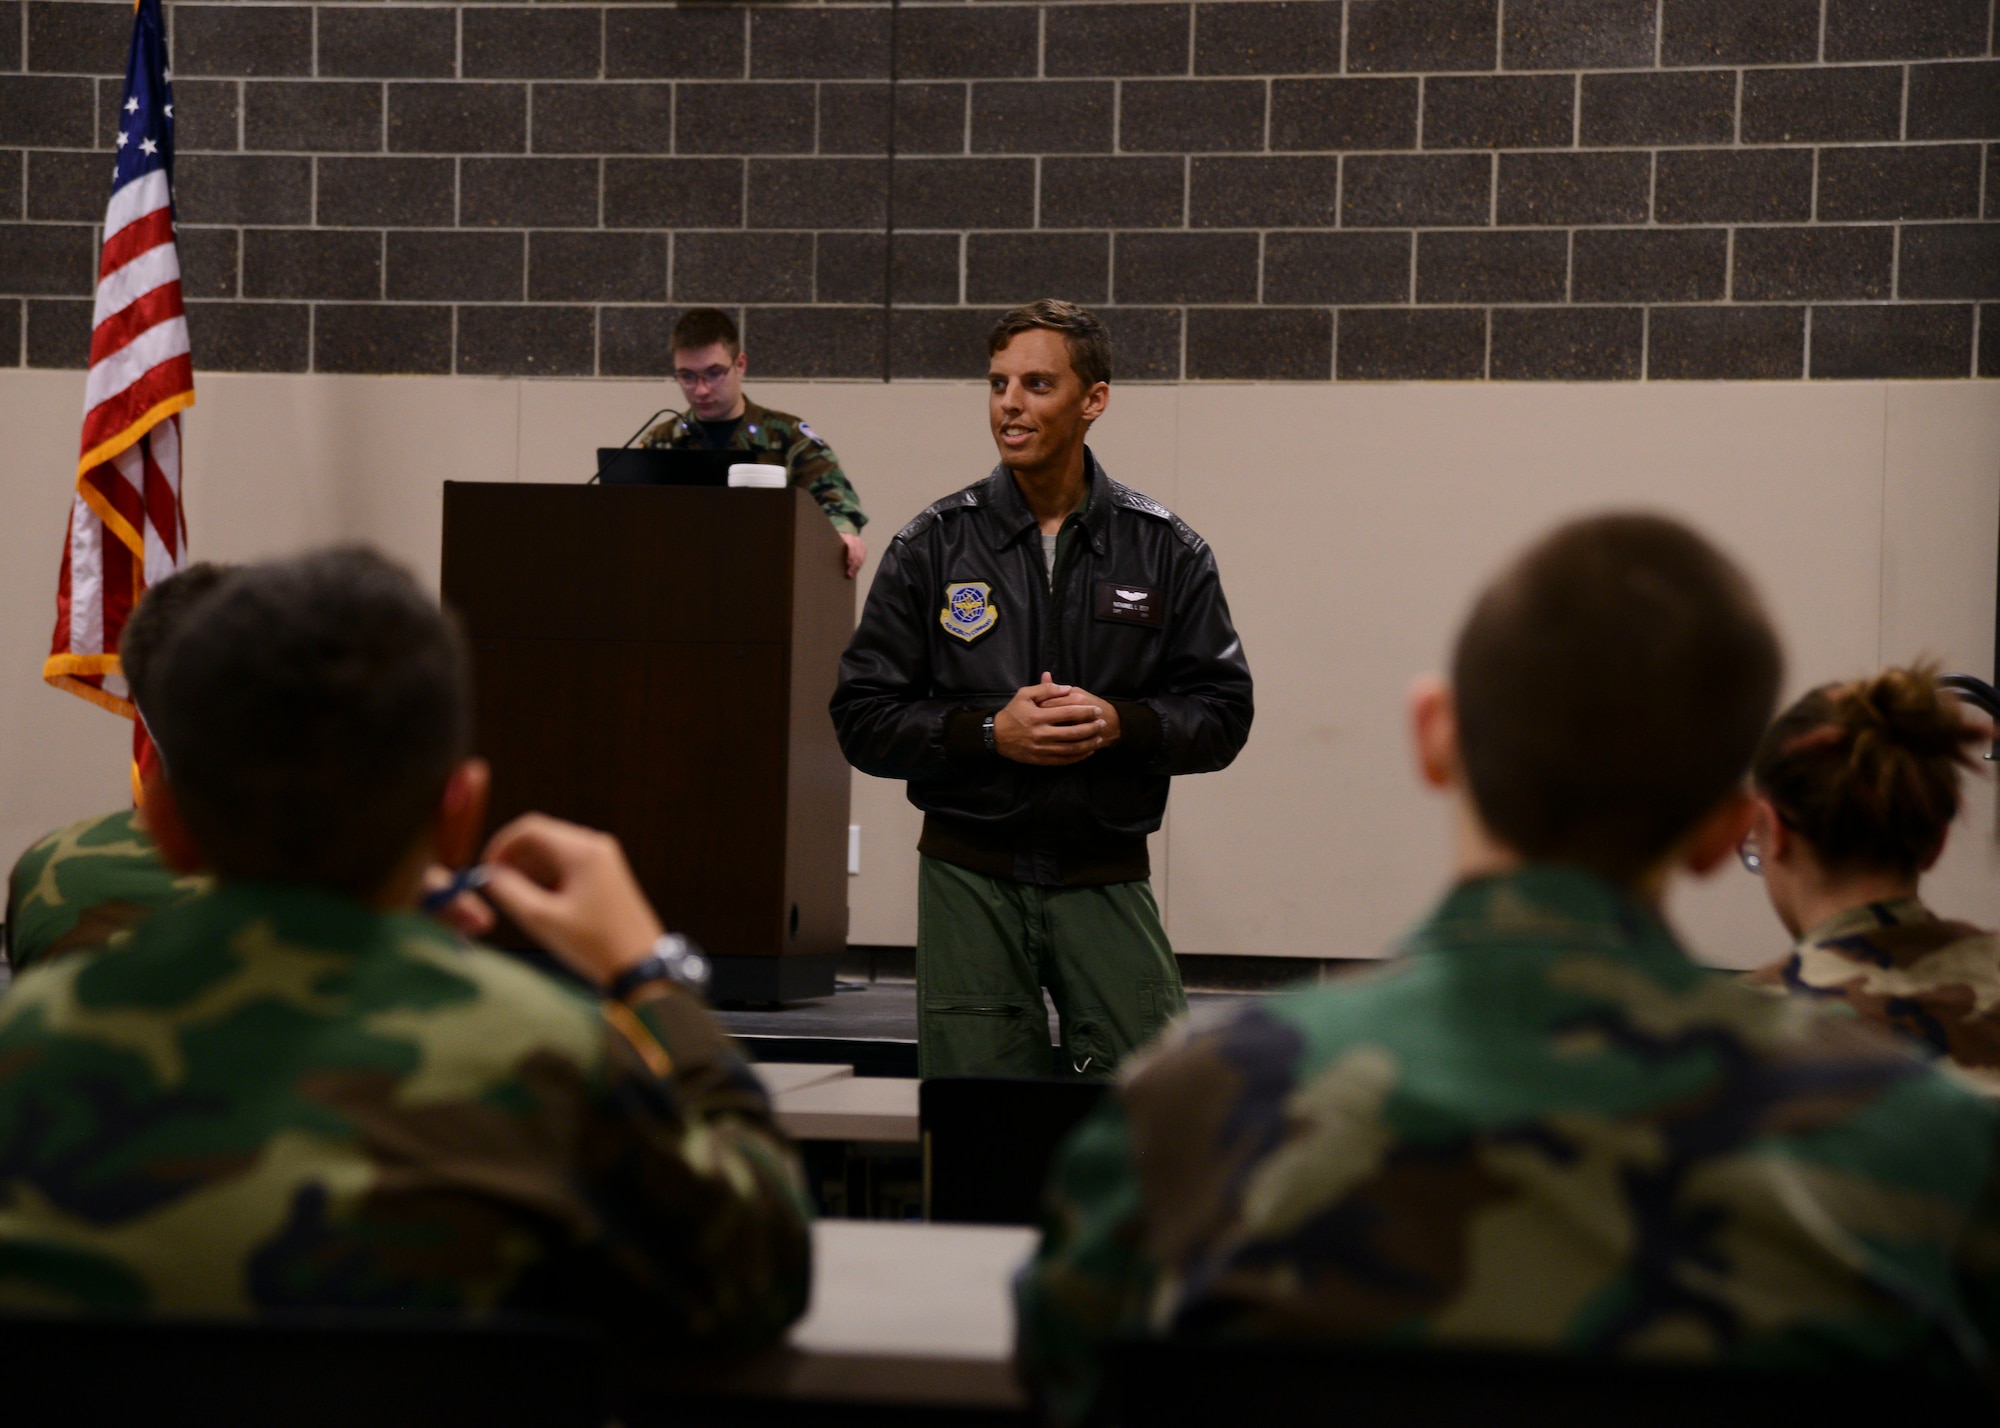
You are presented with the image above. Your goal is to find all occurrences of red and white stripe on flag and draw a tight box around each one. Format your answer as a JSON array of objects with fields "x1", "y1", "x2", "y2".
[{"x1": 44, "y1": 163, "x2": 194, "y2": 720}]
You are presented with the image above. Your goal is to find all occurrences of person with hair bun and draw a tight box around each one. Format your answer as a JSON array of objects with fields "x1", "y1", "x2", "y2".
[{"x1": 1744, "y1": 664, "x2": 2000, "y2": 1089}]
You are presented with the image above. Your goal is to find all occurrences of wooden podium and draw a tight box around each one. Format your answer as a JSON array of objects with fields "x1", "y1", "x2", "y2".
[{"x1": 440, "y1": 482, "x2": 852, "y2": 1002}]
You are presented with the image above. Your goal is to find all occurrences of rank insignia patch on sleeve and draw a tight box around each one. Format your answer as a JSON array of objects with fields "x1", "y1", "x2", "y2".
[{"x1": 941, "y1": 582, "x2": 998, "y2": 642}]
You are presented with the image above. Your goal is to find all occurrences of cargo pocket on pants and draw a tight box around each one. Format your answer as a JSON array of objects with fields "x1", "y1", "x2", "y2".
[
  {"x1": 922, "y1": 997, "x2": 1047, "y2": 1078},
  {"x1": 1136, "y1": 977, "x2": 1186, "y2": 1042},
  {"x1": 1060, "y1": 1012, "x2": 1117, "y2": 1080}
]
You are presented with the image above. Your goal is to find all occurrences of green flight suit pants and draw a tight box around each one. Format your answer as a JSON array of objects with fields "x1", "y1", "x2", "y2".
[{"x1": 915, "y1": 855, "x2": 1187, "y2": 1079}]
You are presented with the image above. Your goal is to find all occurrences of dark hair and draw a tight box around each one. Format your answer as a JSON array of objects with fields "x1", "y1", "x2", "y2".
[
  {"x1": 120, "y1": 561, "x2": 230, "y2": 715},
  {"x1": 1752, "y1": 665, "x2": 1982, "y2": 878},
  {"x1": 670, "y1": 307, "x2": 741, "y2": 359},
  {"x1": 1452, "y1": 513, "x2": 1783, "y2": 882},
  {"x1": 987, "y1": 300, "x2": 1111, "y2": 388},
  {"x1": 147, "y1": 547, "x2": 471, "y2": 899}
]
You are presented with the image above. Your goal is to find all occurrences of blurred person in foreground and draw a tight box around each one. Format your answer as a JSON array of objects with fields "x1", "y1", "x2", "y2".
[
  {"x1": 4, "y1": 563, "x2": 226, "y2": 974},
  {"x1": 0, "y1": 548, "x2": 810, "y2": 1358},
  {"x1": 1743, "y1": 665, "x2": 2000, "y2": 1092},
  {"x1": 1016, "y1": 514, "x2": 2000, "y2": 1425}
]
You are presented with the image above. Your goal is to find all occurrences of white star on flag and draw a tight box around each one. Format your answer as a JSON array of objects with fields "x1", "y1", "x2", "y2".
[
  {"x1": 164, "y1": 104, "x2": 172, "y2": 117},
  {"x1": 139, "y1": 137, "x2": 158, "y2": 155},
  {"x1": 116, "y1": 131, "x2": 129, "y2": 147},
  {"x1": 124, "y1": 97, "x2": 139, "y2": 113}
]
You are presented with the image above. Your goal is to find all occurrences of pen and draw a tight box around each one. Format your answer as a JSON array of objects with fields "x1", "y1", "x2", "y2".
[{"x1": 421, "y1": 863, "x2": 490, "y2": 914}]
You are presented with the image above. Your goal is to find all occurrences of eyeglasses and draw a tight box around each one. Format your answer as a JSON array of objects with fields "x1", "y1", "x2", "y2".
[
  {"x1": 1738, "y1": 830, "x2": 1762, "y2": 875},
  {"x1": 674, "y1": 364, "x2": 734, "y2": 389}
]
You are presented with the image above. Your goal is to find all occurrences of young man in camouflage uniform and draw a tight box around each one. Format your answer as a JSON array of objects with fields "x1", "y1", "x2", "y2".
[
  {"x1": 1016, "y1": 515, "x2": 2000, "y2": 1425},
  {"x1": 4, "y1": 562, "x2": 226, "y2": 974},
  {"x1": 0, "y1": 549, "x2": 811, "y2": 1357},
  {"x1": 641, "y1": 307, "x2": 870, "y2": 578}
]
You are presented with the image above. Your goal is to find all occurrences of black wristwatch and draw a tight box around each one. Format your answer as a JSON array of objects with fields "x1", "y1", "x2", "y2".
[
  {"x1": 982, "y1": 713, "x2": 998, "y2": 754},
  {"x1": 608, "y1": 932, "x2": 711, "y2": 1002}
]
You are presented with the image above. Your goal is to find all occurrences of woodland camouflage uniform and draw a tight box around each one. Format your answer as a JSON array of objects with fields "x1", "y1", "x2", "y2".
[
  {"x1": 1017, "y1": 867, "x2": 2000, "y2": 1426},
  {"x1": 5, "y1": 808, "x2": 206, "y2": 975},
  {"x1": 0, "y1": 881, "x2": 812, "y2": 1351},
  {"x1": 642, "y1": 398, "x2": 867, "y2": 536},
  {"x1": 1746, "y1": 898, "x2": 2000, "y2": 1097}
]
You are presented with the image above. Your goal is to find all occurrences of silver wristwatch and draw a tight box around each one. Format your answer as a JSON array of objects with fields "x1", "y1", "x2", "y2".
[
  {"x1": 608, "y1": 932, "x2": 711, "y2": 1002},
  {"x1": 982, "y1": 713, "x2": 998, "y2": 754}
]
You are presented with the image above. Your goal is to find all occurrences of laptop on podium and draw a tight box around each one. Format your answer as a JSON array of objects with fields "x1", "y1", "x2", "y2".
[{"x1": 595, "y1": 448, "x2": 740, "y2": 486}]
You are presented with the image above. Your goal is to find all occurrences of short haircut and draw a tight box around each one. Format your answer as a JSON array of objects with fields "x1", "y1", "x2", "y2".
[
  {"x1": 147, "y1": 547, "x2": 471, "y2": 899},
  {"x1": 1452, "y1": 513, "x2": 1783, "y2": 882},
  {"x1": 1753, "y1": 665, "x2": 1982, "y2": 878},
  {"x1": 120, "y1": 561, "x2": 230, "y2": 715},
  {"x1": 988, "y1": 300, "x2": 1111, "y2": 389},
  {"x1": 671, "y1": 307, "x2": 741, "y2": 359}
]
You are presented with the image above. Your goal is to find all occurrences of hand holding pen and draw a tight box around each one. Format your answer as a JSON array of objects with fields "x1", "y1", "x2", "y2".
[{"x1": 420, "y1": 862, "x2": 495, "y2": 938}]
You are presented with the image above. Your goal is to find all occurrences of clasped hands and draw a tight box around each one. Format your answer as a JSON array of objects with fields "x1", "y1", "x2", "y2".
[{"x1": 993, "y1": 671, "x2": 1122, "y2": 766}]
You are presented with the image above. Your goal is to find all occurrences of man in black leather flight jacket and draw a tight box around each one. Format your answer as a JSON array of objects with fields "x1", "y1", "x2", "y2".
[{"x1": 832, "y1": 302, "x2": 1253, "y2": 1078}]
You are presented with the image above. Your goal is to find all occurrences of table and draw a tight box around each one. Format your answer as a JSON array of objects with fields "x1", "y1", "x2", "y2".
[
  {"x1": 752, "y1": 1062, "x2": 855, "y2": 1097},
  {"x1": 727, "y1": 1220, "x2": 1038, "y2": 1411},
  {"x1": 771, "y1": 1075, "x2": 921, "y2": 1144}
]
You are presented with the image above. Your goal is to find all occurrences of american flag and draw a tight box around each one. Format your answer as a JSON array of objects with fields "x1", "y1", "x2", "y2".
[{"x1": 44, "y1": 0, "x2": 192, "y2": 774}]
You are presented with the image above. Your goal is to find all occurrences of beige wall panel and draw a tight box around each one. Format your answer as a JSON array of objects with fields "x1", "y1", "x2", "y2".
[
  {"x1": 1879, "y1": 384, "x2": 2000, "y2": 928},
  {"x1": 1168, "y1": 382, "x2": 1885, "y2": 967},
  {"x1": 517, "y1": 378, "x2": 655, "y2": 486},
  {"x1": 0, "y1": 371, "x2": 517, "y2": 873},
  {"x1": 5, "y1": 371, "x2": 1995, "y2": 967},
  {"x1": 179, "y1": 374, "x2": 519, "y2": 589},
  {"x1": 0, "y1": 371, "x2": 132, "y2": 867}
]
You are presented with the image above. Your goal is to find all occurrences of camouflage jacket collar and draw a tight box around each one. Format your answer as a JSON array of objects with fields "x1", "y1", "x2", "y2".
[
  {"x1": 1799, "y1": 897, "x2": 1935, "y2": 954},
  {"x1": 139, "y1": 877, "x2": 462, "y2": 961},
  {"x1": 977, "y1": 447, "x2": 1111, "y2": 553},
  {"x1": 1406, "y1": 865, "x2": 1691, "y2": 971},
  {"x1": 672, "y1": 397, "x2": 780, "y2": 451}
]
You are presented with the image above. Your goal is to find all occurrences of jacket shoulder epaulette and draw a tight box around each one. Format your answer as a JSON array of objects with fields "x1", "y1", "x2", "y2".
[
  {"x1": 1107, "y1": 479, "x2": 1206, "y2": 553},
  {"x1": 894, "y1": 486, "x2": 983, "y2": 544}
]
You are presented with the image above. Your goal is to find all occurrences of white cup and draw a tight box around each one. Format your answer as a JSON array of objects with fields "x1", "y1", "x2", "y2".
[{"x1": 727, "y1": 463, "x2": 788, "y2": 489}]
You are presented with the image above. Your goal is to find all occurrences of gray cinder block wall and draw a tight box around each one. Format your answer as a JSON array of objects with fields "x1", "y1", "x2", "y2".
[{"x1": 1, "y1": 0, "x2": 1995, "y2": 380}]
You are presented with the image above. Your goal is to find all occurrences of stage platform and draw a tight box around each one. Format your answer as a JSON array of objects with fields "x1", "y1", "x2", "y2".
[{"x1": 717, "y1": 980, "x2": 1264, "y2": 1079}]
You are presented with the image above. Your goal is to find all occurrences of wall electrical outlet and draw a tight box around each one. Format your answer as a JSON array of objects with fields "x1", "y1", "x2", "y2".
[{"x1": 847, "y1": 824, "x2": 861, "y2": 876}]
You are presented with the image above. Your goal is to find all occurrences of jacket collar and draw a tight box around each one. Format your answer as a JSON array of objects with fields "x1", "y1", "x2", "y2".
[
  {"x1": 979, "y1": 448, "x2": 1112, "y2": 554},
  {"x1": 676, "y1": 396, "x2": 769, "y2": 446},
  {"x1": 1406, "y1": 864, "x2": 1694, "y2": 977},
  {"x1": 1798, "y1": 896, "x2": 1935, "y2": 952},
  {"x1": 150, "y1": 878, "x2": 461, "y2": 960}
]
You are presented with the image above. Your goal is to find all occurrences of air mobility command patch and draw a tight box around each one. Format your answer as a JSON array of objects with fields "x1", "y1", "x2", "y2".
[{"x1": 941, "y1": 582, "x2": 998, "y2": 643}]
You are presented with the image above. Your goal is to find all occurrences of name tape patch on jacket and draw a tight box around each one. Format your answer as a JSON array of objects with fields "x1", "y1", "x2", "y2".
[
  {"x1": 1095, "y1": 581, "x2": 1163, "y2": 627},
  {"x1": 941, "y1": 582, "x2": 998, "y2": 642}
]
